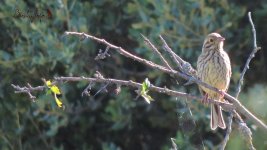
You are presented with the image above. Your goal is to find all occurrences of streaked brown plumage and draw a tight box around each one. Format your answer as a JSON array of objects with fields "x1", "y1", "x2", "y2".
[{"x1": 197, "y1": 33, "x2": 231, "y2": 130}]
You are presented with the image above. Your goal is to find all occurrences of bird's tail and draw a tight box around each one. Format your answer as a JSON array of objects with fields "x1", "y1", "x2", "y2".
[{"x1": 210, "y1": 104, "x2": 226, "y2": 130}]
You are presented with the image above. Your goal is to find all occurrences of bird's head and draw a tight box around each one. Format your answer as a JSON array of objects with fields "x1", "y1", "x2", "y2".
[{"x1": 202, "y1": 32, "x2": 225, "y2": 52}]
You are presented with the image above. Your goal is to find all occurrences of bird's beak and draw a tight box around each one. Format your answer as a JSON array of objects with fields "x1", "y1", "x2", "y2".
[{"x1": 218, "y1": 37, "x2": 225, "y2": 41}]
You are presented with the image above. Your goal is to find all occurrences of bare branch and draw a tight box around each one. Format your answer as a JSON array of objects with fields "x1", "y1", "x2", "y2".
[
  {"x1": 11, "y1": 83, "x2": 43, "y2": 101},
  {"x1": 170, "y1": 138, "x2": 178, "y2": 150},
  {"x1": 81, "y1": 82, "x2": 93, "y2": 97},
  {"x1": 65, "y1": 31, "x2": 169, "y2": 73},
  {"x1": 219, "y1": 113, "x2": 233, "y2": 150},
  {"x1": 220, "y1": 12, "x2": 260, "y2": 150},
  {"x1": 65, "y1": 31, "x2": 267, "y2": 132},
  {"x1": 93, "y1": 83, "x2": 109, "y2": 97},
  {"x1": 159, "y1": 35, "x2": 182, "y2": 70},
  {"x1": 54, "y1": 76, "x2": 233, "y2": 109},
  {"x1": 159, "y1": 35, "x2": 196, "y2": 76},
  {"x1": 14, "y1": 31, "x2": 260, "y2": 132},
  {"x1": 238, "y1": 122, "x2": 255, "y2": 150},
  {"x1": 11, "y1": 76, "x2": 234, "y2": 110},
  {"x1": 95, "y1": 46, "x2": 111, "y2": 60},
  {"x1": 64, "y1": 31, "x2": 229, "y2": 100},
  {"x1": 235, "y1": 12, "x2": 261, "y2": 98},
  {"x1": 141, "y1": 34, "x2": 173, "y2": 71}
]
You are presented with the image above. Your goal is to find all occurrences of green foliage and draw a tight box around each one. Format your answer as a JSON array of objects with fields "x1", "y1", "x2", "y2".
[
  {"x1": 0, "y1": 0, "x2": 267, "y2": 149},
  {"x1": 141, "y1": 78, "x2": 154, "y2": 104}
]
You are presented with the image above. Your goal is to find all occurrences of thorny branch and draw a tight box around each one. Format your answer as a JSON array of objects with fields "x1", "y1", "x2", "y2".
[{"x1": 11, "y1": 12, "x2": 265, "y2": 150}]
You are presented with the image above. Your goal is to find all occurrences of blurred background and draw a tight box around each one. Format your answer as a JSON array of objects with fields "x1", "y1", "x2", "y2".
[{"x1": 1, "y1": 0, "x2": 267, "y2": 149}]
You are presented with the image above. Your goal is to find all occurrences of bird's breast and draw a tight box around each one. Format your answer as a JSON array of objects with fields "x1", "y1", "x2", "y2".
[{"x1": 197, "y1": 51, "x2": 231, "y2": 95}]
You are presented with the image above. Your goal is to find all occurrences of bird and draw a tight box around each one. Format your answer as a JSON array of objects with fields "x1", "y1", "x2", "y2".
[{"x1": 197, "y1": 32, "x2": 231, "y2": 130}]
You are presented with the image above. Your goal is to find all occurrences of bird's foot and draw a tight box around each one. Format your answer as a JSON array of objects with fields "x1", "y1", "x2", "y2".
[
  {"x1": 201, "y1": 93, "x2": 209, "y2": 105},
  {"x1": 218, "y1": 90, "x2": 225, "y2": 99}
]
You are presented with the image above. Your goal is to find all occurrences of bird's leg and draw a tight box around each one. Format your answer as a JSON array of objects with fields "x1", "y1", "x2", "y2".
[
  {"x1": 201, "y1": 93, "x2": 209, "y2": 105},
  {"x1": 218, "y1": 90, "x2": 225, "y2": 99}
]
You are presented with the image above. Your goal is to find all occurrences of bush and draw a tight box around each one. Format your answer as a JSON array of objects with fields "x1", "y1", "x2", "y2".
[{"x1": 0, "y1": 0, "x2": 266, "y2": 149}]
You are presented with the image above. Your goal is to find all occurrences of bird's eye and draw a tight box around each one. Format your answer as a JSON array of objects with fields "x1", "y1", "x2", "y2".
[{"x1": 209, "y1": 39, "x2": 214, "y2": 42}]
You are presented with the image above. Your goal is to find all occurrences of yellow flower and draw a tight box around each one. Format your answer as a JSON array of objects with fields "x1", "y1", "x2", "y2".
[
  {"x1": 46, "y1": 80, "x2": 63, "y2": 108},
  {"x1": 46, "y1": 80, "x2": 53, "y2": 87},
  {"x1": 54, "y1": 94, "x2": 63, "y2": 108},
  {"x1": 46, "y1": 80, "x2": 61, "y2": 95}
]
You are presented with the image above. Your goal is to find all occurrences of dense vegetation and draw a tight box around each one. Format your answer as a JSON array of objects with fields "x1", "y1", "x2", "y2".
[{"x1": 1, "y1": 0, "x2": 267, "y2": 149}]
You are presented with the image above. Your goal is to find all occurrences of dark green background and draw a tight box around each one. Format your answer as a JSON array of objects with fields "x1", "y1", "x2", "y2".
[{"x1": 1, "y1": 0, "x2": 267, "y2": 149}]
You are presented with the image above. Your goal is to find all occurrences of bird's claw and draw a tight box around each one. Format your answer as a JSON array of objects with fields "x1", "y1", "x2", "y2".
[
  {"x1": 201, "y1": 93, "x2": 209, "y2": 105},
  {"x1": 218, "y1": 90, "x2": 225, "y2": 99}
]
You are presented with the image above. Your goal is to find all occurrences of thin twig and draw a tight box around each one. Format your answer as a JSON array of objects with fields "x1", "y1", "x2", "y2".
[
  {"x1": 81, "y1": 82, "x2": 93, "y2": 97},
  {"x1": 219, "y1": 113, "x2": 233, "y2": 150},
  {"x1": 159, "y1": 35, "x2": 196, "y2": 76},
  {"x1": 159, "y1": 35, "x2": 182, "y2": 70},
  {"x1": 11, "y1": 84, "x2": 43, "y2": 100},
  {"x1": 55, "y1": 76, "x2": 234, "y2": 109},
  {"x1": 170, "y1": 138, "x2": 178, "y2": 150},
  {"x1": 65, "y1": 31, "x2": 169, "y2": 73},
  {"x1": 93, "y1": 83, "x2": 109, "y2": 97},
  {"x1": 220, "y1": 12, "x2": 260, "y2": 150},
  {"x1": 141, "y1": 34, "x2": 173, "y2": 71},
  {"x1": 11, "y1": 76, "x2": 234, "y2": 110},
  {"x1": 95, "y1": 46, "x2": 111, "y2": 60},
  {"x1": 235, "y1": 12, "x2": 261, "y2": 98}
]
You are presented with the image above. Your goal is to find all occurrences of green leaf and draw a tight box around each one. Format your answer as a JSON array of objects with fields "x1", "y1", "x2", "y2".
[
  {"x1": 144, "y1": 78, "x2": 150, "y2": 88},
  {"x1": 141, "y1": 78, "x2": 150, "y2": 93},
  {"x1": 46, "y1": 89, "x2": 52, "y2": 95},
  {"x1": 141, "y1": 93, "x2": 154, "y2": 104},
  {"x1": 141, "y1": 78, "x2": 153, "y2": 104}
]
